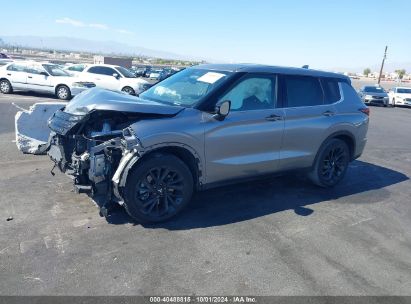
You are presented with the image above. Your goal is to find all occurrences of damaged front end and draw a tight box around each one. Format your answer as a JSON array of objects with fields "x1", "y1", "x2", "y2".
[{"x1": 46, "y1": 88, "x2": 183, "y2": 215}]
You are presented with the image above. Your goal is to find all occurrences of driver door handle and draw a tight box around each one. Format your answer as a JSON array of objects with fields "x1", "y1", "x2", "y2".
[
  {"x1": 322, "y1": 110, "x2": 335, "y2": 117},
  {"x1": 265, "y1": 114, "x2": 283, "y2": 121}
]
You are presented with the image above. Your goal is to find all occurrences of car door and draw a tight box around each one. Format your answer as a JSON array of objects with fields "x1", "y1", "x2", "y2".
[
  {"x1": 25, "y1": 64, "x2": 54, "y2": 93},
  {"x1": 204, "y1": 74, "x2": 285, "y2": 184},
  {"x1": 85, "y1": 66, "x2": 119, "y2": 90},
  {"x1": 279, "y1": 75, "x2": 340, "y2": 171},
  {"x1": 5, "y1": 63, "x2": 28, "y2": 90}
]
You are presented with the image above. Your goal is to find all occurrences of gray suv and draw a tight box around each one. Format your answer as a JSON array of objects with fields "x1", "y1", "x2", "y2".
[{"x1": 47, "y1": 64, "x2": 369, "y2": 222}]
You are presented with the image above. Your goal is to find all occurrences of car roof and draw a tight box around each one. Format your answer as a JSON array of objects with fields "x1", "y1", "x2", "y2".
[
  {"x1": 88, "y1": 64, "x2": 120, "y2": 68},
  {"x1": 7, "y1": 61, "x2": 55, "y2": 66},
  {"x1": 191, "y1": 63, "x2": 349, "y2": 80}
]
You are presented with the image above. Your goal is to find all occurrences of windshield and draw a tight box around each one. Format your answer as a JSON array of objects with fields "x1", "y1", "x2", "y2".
[
  {"x1": 397, "y1": 88, "x2": 411, "y2": 94},
  {"x1": 43, "y1": 64, "x2": 71, "y2": 77},
  {"x1": 140, "y1": 68, "x2": 232, "y2": 106},
  {"x1": 363, "y1": 86, "x2": 385, "y2": 93},
  {"x1": 115, "y1": 66, "x2": 136, "y2": 78}
]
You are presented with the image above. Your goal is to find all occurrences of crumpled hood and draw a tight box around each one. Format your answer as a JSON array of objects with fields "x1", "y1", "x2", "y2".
[{"x1": 64, "y1": 87, "x2": 184, "y2": 115}]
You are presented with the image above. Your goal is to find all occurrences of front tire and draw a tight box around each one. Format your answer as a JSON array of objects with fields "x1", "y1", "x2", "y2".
[
  {"x1": 121, "y1": 86, "x2": 135, "y2": 95},
  {"x1": 56, "y1": 85, "x2": 71, "y2": 100},
  {"x1": 0, "y1": 79, "x2": 12, "y2": 94},
  {"x1": 308, "y1": 138, "x2": 350, "y2": 187},
  {"x1": 123, "y1": 154, "x2": 194, "y2": 223}
]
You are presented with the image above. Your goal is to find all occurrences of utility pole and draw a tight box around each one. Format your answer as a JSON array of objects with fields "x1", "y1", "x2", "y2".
[{"x1": 377, "y1": 45, "x2": 388, "y2": 85}]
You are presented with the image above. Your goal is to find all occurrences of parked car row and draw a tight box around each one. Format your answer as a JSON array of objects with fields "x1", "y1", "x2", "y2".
[
  {"x1": 131, "y1": 65, "x2": 182, "y2": 81},
  {"x1": 357, "y1": 85, "x2": 411, "y2": 107},
  {"x1": 0, "y1": 61, "x2": 151, "y2": 99},
  {"x1": 0, "y1": 61, "x2": 96, "y2": 99}
]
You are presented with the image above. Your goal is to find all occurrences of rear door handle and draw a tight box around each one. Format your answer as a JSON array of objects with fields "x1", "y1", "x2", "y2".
[
  {"x1": 6, "y1": 73, "x2": 11, "y2": 76},
  {"x1": 265, "y1": 114, "x2": 283, "y2": 121},
  {"x1": 322, "y1": 110, "x2": 335, "y2": 117},
  {"x1": 28, "y1": 76, "x2": 32, "y2": 79}
]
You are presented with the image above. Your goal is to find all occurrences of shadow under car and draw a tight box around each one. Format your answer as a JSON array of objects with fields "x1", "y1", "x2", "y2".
[{"x1": 104, "y1": 160, "x2": 409, "y2": 230}]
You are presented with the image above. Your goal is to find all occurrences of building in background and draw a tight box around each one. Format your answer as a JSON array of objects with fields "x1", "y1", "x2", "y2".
[{"x1": 93, "y1": 56, "x2": 132, "y2": 68}]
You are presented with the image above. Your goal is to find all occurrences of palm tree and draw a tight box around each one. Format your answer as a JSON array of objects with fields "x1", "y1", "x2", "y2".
[{"x1": 395, "y1": 69, "x2": 406, "y2": 80}]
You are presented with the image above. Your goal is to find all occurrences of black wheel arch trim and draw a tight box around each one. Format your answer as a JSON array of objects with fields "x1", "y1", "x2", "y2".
[
  {"x1": 113, "y1": 142, "x2": 204, "y2": 201},
  {"x1": 312, "y1": 131, "x2": 357, "y2": 170}
]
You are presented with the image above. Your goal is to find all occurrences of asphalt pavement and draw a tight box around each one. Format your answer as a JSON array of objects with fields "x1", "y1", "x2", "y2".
[{"x1": 0, "y1": 91, "x2": 410, "y2": 296}]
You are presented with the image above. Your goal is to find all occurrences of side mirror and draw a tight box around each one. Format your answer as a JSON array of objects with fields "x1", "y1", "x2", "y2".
[
  {"x1": 40, "y1": 72, "x2": 49, "y2": 77},
  {"x1": 213, "y1": 100, "x2": 231, "y2": 120},
  {"x1": 113, "y1": 73, "x2": 120, "y2": 79}
]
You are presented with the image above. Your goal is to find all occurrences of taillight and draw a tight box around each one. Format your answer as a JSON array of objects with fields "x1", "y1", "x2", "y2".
[{"x1": 359, "y1": 108, "x2": 370, "y2": 116}]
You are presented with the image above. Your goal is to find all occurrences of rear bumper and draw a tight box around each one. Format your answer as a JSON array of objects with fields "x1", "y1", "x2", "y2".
[{"x1": 354, "y1": 137, "x2": 367, "y2": 160}]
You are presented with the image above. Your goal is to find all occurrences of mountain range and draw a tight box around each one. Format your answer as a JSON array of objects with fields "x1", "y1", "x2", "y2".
[
  {"x1": 1, "y1": 36, "x2": 409, "y2": 72},
  {"x1": 0, "y1": 35, "x2": 198, "y2": 61}
]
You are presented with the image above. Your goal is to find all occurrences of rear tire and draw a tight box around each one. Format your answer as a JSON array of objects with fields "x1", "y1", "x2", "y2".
[
  {"x1": 0, "y1": 79, "x2": 12, "y2": 94},
  {"x1": 56, "y1": 85, "x2": 71, "y2": 100},
  {"x1": 308, "y1": 138, "x2": 350, "y2": 187},
  {"x1": 123, "y1": 154, "x2": 193, "y2": 223},
  {"x1": 121, "y1": 86, "x2": 135, "y2": 95}
]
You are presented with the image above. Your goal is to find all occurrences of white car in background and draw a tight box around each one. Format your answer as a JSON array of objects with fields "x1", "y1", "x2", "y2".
[
  {"x1": 388, "y1": 87, "x2": 411, "y2": 107},
  {"x1": 64, "y1": 63, "x2": 150, "y2": 95},
  {"x1": 148, "y1": 69, "x2": 162, "y2": 80},
  {"x1": 0, "y1": 61, "x2": 95, "y2": 99}
]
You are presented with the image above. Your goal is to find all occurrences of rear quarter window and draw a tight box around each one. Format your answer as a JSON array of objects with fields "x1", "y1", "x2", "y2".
[
  {"x1": 7, "y1": 64, "x2": 27, "y2": 72},
  {"x1": 321, "y1": 78, "x2": 341, "y2": 104}
]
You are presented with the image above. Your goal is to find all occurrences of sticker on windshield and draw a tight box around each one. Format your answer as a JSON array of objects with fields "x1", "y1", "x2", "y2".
[{"x1": 197, "y1": 72, "x2": 225, "y2": 84}]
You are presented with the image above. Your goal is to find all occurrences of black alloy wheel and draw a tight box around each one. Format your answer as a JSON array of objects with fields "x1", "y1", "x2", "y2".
[{"x1": 123, "y1": 154, "x2": 193, "y2": 223}]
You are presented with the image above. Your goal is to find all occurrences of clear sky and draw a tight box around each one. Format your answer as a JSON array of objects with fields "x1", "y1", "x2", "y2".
[{"x1": 1, "y1": 0, "x2": 410, "y2": 69}]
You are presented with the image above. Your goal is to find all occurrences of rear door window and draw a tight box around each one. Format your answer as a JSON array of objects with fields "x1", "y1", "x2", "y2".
[{"x1": 284, "y1": 75, "x2": 323, "y2": 107}]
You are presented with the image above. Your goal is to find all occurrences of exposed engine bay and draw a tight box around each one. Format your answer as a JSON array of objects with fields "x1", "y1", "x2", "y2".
[{"x1": 44, "y1": 88, "x2": 184, "y2": 215}]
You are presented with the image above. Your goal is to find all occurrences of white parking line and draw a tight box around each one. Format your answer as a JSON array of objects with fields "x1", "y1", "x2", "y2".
[{"x1": 0, "y1": 97, "x2": 56, "y2": 103}]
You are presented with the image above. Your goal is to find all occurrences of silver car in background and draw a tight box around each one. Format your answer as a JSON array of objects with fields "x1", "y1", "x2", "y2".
[
  {"x1": 45, "y1": 64, "x2": 369, "y2": 222},
  {"x1": 358, "y1": 85, "x2": 389, "y2": 106}
]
